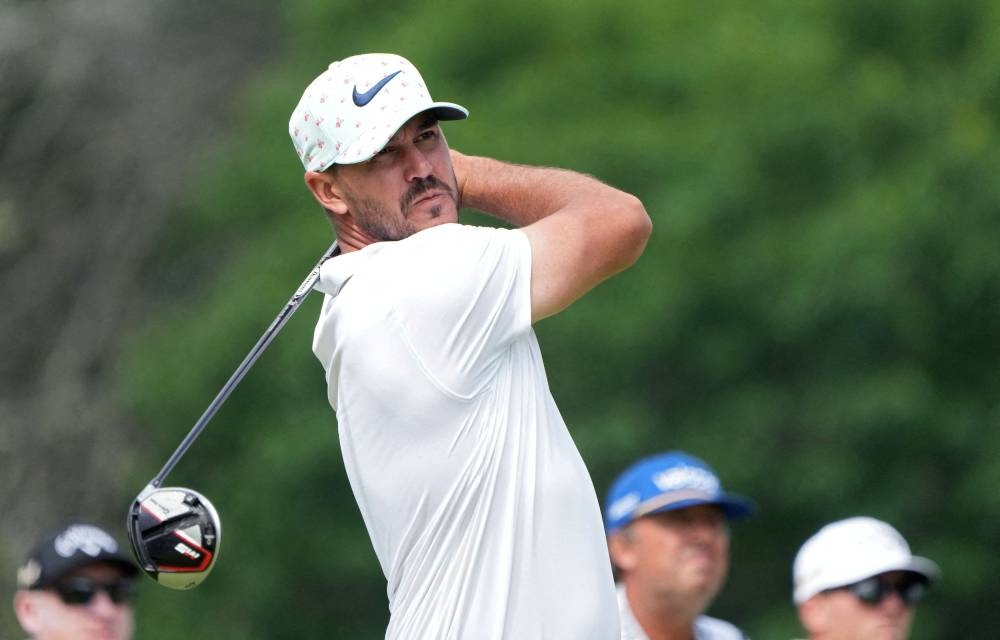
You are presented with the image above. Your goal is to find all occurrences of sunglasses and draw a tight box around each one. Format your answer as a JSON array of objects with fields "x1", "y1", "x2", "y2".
[
  {"x1": 831, "y1": 574, "x2": 929, "y2": 607},
  {"x1": 52, "y1": 577, "x2": 136, "y2": 606}
]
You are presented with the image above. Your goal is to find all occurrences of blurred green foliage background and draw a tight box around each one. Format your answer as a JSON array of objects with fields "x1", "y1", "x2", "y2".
[{"x1": 6, "y1": 0, "x2": 1000, "y2": 637}]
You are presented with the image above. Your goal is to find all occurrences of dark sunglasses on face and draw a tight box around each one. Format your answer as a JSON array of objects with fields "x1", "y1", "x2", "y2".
[
  {"x1": 830, "y1": 574, "x2": 929, "y2": 607},
  {"x1": 51, "y1": 576, "x2": 136, "y2": 606}
]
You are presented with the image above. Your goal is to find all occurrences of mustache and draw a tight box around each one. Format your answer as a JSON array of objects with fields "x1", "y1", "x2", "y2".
[{"x1": 400, "y1": 175, "x2": 453, "y2": 212}]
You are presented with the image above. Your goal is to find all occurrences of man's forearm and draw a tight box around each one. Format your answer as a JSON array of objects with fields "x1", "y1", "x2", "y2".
[{"x1": 452, "y1": 150, "x2": 616, "y2": 228}]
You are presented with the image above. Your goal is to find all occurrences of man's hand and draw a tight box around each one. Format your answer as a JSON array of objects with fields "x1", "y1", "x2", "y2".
[
  {"x1": 449, "y1": 151, "x2": 652, "y2": 323},
  {"x1": 450, "y1": 149, "x2": 470, "y2": 207}
]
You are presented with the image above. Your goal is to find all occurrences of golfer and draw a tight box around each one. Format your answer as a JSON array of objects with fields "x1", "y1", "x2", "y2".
[{"x1": 289, "y1": 53, "x2": 651, "y2": 639}]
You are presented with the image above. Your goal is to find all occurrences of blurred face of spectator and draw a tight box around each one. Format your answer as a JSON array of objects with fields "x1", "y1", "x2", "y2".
[
  {"x1": 14, "y1": 563, "x2": 135, "y2": 640},
  {"x1": 799, "y1": 570, "x2": 919, "y2": 640},
  {"x1": 612, "y1": 504, "x2": 730, "y2": 609}
]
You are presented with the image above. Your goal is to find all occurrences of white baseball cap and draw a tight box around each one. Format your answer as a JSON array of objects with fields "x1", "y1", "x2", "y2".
[
  {"x1": 289, "y1": 53, "x2": 468, "y2": 171},
  {"x1": 793, "y1": 516, "x2": 940, "y2": 604}
]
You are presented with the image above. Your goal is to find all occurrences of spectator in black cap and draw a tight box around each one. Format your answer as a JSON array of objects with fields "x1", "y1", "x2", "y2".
[
  {"x1": 604, "y1": 451, "x2": 756, "y2": 640},
  {"x1": 13, "y1": 522, "x2": 139, "y2": 640}
]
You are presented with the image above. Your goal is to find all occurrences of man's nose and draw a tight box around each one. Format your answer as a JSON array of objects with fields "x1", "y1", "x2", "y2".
[
  {"x1": 401, "y1": 144, "x2": 433, "y2": 181},
  {"x1": 87, "y1": 589, "x2": 123, "y2": 618},
  {"x1": 878, "y1": 589, "x2": 909, "y2": 614}
]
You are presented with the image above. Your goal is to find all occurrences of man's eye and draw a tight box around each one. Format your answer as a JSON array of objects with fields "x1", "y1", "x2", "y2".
[{"x1": 368, "y1": 146, "x2": 394, "y2": 162}]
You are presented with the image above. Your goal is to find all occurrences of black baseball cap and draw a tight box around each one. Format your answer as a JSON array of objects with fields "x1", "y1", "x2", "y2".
[{"x1": 17, "y1": 523, "x2": 139, "y2": 590}]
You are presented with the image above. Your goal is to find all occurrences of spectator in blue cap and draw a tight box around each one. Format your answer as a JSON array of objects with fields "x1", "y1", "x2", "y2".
[{"x1": 604, "y1": 451, "x2": 755, "y2": 640}]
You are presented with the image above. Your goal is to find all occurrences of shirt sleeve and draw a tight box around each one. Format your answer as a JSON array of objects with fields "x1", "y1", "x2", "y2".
[{"x1": 387, "y1": 223, "x2": 532, "y2": 399}]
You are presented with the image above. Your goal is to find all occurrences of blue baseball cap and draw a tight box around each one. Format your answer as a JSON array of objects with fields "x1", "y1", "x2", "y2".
[{"x1": 604, "y1": 451, "x2": 755, "y2": 534}]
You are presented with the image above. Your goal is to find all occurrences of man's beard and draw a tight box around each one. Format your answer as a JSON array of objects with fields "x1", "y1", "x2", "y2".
[{"x1": 351, "y1": 174, "x2": 458, "y2": 242}]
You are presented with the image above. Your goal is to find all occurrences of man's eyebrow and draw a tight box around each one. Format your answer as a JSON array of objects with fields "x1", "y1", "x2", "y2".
[
  {"x1": 386, "y1": 116, "x2": 438, "y2": 144},
  {"x1": 416, "y1": 114, "x2": 440, "y2": 129}
]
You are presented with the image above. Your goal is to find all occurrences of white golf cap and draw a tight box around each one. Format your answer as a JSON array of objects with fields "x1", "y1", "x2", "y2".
[
  {"x1": 793, "y1": 516, "x2": 940, "y2": 604},
  {"x1": 289, "y1": 53, "x2": 468, "y2": 171}
]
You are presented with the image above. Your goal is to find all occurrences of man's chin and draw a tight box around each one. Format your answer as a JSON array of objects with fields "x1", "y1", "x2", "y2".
[
  {"x1": 874, "y1": 620, "x2": 909, "y2": 640},
  {"x1": 416, "y1": 205, "x2": 459, "y2": 227},
  {"x1": 682, "y1": 570, "x2": 724, "y2": 598}
]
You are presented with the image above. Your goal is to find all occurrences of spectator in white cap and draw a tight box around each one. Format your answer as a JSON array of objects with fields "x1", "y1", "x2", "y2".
[
  {"x1": 604, "y1": 450, "x2": 756, "y2": 640},
  {"x1": 13, "y1": 522, "x2": 139, "y2": 640},
  {"x1": 792, "y1": 516, "x2": 940, "y2": 640},
  {"x1": 289, "y1": 53, "x2": 651, "y2": 639}
]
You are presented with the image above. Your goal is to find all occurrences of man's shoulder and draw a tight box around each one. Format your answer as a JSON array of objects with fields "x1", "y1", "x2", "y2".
[
  {"x1": 694, "y1": 614, "x2": 749, "y2": 640},
  {"x1": 381, "y1": 224, "x2": 523, "y2": 262},
  {"x1": 409, "y1": 222, "x2": 521, "y2": 246},
  {"x1": 389, "y1": 223, "x2": 527, "y2": 279},
  {"x1": 321, "y1": 224, "x2": 529, "y2": 308}
]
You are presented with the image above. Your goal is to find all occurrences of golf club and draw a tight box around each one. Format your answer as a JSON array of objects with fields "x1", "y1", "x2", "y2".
[{"x1": 127, "y1": 240, "x2": 340, "y2": 589}]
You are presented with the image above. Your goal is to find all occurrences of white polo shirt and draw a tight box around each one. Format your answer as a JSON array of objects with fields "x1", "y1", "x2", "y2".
[
  {"x1": 313, "y1": 223, "x2": 618, "y2": 639},
  {"x1": 617, "y1": 584, "x2": 748, "y2": 640}
]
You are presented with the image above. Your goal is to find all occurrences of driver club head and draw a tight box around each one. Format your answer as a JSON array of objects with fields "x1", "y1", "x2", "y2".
[{"x1": 127, "y1": 485, "x2": 221, "y2": 590}]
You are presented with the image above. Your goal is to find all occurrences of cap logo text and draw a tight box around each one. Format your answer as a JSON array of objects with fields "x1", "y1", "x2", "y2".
[
  {"x1": 608, "y1": 491, "x2": 640, "y2": 521},
  {"x1": 652, "y1": 466, "x2": 720, "y2": 495},
  {"x1": 54, "y1": 525, "x2": 118, "y2": 558}
]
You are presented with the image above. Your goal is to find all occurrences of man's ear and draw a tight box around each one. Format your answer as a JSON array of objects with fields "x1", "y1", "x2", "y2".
[
  {"x1": 13, "y1": 591, "x2": 44, "y2": 635},
  {"x1": 797, "y1": 597, "x2": 827, "y2": 635},
  {"x1": 608, "y1": 530, "x2": 638, "y2": 573},
  {"x1": 304, "y1": 171, "x2": 348, "y2": 215}
]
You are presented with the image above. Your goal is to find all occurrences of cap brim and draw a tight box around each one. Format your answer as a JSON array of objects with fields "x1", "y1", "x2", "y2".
[
  {"x1": 899, "y1": 556, "x2": 941, "y2": 583},
  {"x1": 425, "y1": 103, "x2": 468, "y2": 122},
  {"x1": 110, "y1": 557, "x2": 141, "y2": 578},
  {"x1": 642, "y1": 493, "x2": 756, "y2": 522},
  {"x1": 849, "y1": 556, "x2": 941, "y2": 587},
  {"x1": 33, "y1": 556, "x2": 140, "y2": 589},
  {"x1": 335, "y1": 101, "x2": 468, "y2": 167},
  {"x1": 794, "y1": 555, "x2": 942, "y2": 604}
]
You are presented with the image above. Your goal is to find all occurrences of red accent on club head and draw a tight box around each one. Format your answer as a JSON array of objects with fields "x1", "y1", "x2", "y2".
[{"x1": 138, "y1": 503, "x2": 216, "y2": 573}]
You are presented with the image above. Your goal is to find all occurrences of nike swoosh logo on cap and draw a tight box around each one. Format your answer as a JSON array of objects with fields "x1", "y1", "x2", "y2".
[{"x1": 352, "y1": 71, "x2": 402, "y2": 107}]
